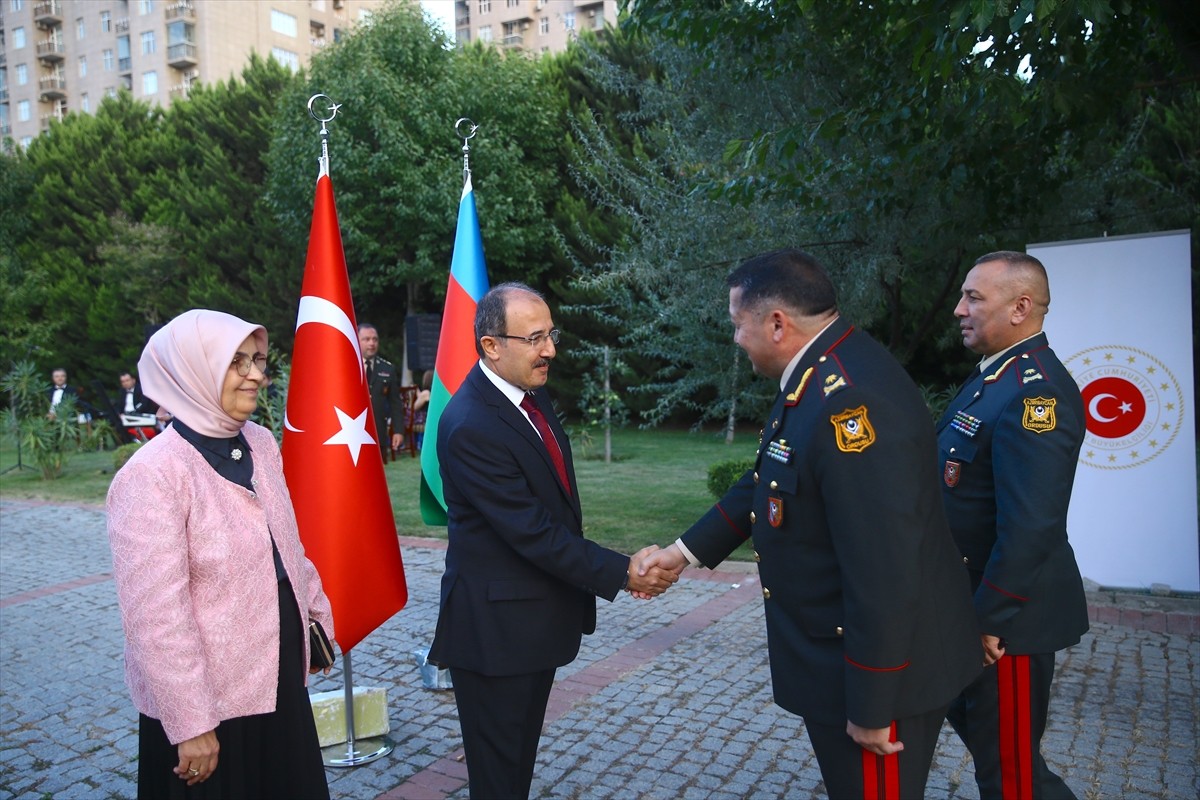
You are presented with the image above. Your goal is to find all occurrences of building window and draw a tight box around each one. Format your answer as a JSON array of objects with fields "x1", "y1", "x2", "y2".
[
  {"x1": 271, "y1": 47, "x2": 300, "y2": 72},
  {"x1": 507, "y1": 0, "x2": 519, "y2": 6},
  {"x1": 478, "y1": 0, "x2": 490, "y2": 14},
  {"x1": 104, "y1": 49, "x2": 115, "y2": 70},
  {"x1": 15, "y1": 64, "x2": 28, "y2": 85},
  {"x1": 106, "y1": 85, "x2": 118, "y2": 98},
  {"x1": 12, "y1": 27, "x2": 25, "y2": 49},
  {"x1": 79, "y1": 55, "x2": 87, "y2": 77},
  {"x1": 81, "y1": 93, "x2": 90, "y2": 112},
  {"x1": 77, "y1": 17, "x2": 86, "y2": 39},
  {"x1": 478, "y1": 25, "x2": 492, "y2": 42},
  {"x1": 18, "y1": 100, "x2": 31, "y2": 122},
  {"x1": 10, "y1": 0, "x2": 24, "y2": 11},
  {"x1": 312, "y1": 0, "x2": 325, "y2": 10},
  {"x1": 563, "y1": 11, "x2": 575, "y2": 30},
  {"x1": 143, "y1": 70, "x2": 158, "y2": 96},
  {"x1": 539, "y1": 16, "x2": 548, "y2": 34},
  {"x1": 141, "y1": 31, "x2": 156, "y2": 55},
  {"x1": 271, "y1": 9, "x2": 298, "y2": 37},
  {"x1": 139, "y1": 0, "x2": 154, "y2": 15},
  {"x1": 101, "y1": 10, "x2": 111, "y2": 32}
]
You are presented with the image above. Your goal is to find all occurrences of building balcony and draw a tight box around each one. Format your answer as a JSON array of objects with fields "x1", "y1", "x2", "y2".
[
  {"x1": 169, "y1": 82, "x2": 192, "y2": 98},
  {"x1": 0, "y1": 87, "x2": 8, "y2": 103},
  {"x1": 164, "y1": 2, "x2": 196, "y2": 22},
  {"x1": 501, "y1": 33, "x2": 524, "y2": 48},
  {"x1": 33, "y1": 0, "x2": 64, "y2": 29},
  {"x1": 36, "y1": 40, "x2": 66, "y2": 62},
  {"x1": 40, "y1": 112, "x2": 66, "y2": 132},
  {"x1": 115, "y1": 18, "x2": 130, "y2": 34},
  {"x1": 1, "y1": 124, "x2": 12, "y2": 137},
  {"x1": 119, "y1": 57, "x2": 132, "y2": 73},
  {"x1": 39, "y1": 75, "x2": 67, "y2": 100},
  {"x1": 167, "y1": 42, "x2": 198, "y2": 68}
]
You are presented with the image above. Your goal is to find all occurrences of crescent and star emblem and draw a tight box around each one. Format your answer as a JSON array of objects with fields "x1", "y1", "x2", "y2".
[{"x1": 284, "y1": 294, "x2": 377, "y2": 464}]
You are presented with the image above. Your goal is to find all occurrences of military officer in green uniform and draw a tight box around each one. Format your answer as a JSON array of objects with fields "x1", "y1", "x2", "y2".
[
  {"x1": 640, "y1": 249, "x2": 981, "y2": 799},
  {"x1": 938, "y1": 251, "x2": 1088, "y2": 800},
  {"x1": 358, "y1": 322, "x2": 404, "y2": 457}
]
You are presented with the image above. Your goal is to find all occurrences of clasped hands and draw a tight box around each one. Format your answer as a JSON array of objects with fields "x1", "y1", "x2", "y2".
[{"x1": 625, "y1": 543, "x2": 689, "y2": 600}]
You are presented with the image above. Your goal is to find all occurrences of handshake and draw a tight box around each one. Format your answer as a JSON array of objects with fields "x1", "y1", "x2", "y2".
[{"x1": 625, "y1": 544, "x2": 689, "y2": 600}]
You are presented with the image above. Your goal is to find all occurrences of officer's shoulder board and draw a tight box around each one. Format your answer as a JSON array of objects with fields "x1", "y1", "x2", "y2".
[{"x1": 816, "y1": 353, "x2": 851, "y2": 401}]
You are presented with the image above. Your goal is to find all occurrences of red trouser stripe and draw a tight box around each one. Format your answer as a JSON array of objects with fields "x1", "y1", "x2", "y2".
[
  {"x1": 997, "y1": 654, "x2": 1034, "y2": 800},
  {"x1": 860, "y1": 721, "x2": 900, "y2": 800}
]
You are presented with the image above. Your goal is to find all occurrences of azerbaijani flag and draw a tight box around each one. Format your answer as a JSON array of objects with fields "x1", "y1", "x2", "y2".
[
  {"x1": 282, "y1": 160, "x2": 408, "y2": 651},
  {"x1": 420, "y1": 175, "x2": 490, "y2": 524}
]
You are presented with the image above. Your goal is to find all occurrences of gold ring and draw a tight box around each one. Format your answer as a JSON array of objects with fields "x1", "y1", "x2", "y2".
[{"x1": 188, "y1": 768, "x2": 200, "y2": 776}]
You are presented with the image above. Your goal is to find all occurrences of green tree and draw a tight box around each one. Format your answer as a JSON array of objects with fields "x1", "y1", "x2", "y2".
[{"x1": 266, "y1": 1, "x2": 566, "y2": 353}]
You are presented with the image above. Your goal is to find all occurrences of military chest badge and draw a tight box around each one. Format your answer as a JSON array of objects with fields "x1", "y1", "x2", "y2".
[
  {"x1": 767, "y1": 496, "x2": 784, "y2": 527},
  {"x1": 944, "y1": 460, "x2": 961, "y2": 487},
  {"x1": 830, "y1": 406, "x2": 876, "y2": 453},
  {"x1": 950, "y1": 410, "x2": 983, "y2": 438},
  {"x1": 766, "y1": 440, "x2": 794, "y2": 464},
  {"x1": 1022, "y1": 397, "x2": 1057, "y2": 433}
]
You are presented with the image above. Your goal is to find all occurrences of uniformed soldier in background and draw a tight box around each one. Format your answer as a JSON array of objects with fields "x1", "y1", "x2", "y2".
[
  {"x1": 639, "y1": 249, "x2": 981, "y2": 799},
  {"x1": 358, "y1": 322, "x2": 404, "y2": 458},
  {"x1": 939, "y1": 251, "x2": 1087, "y2": 800}
]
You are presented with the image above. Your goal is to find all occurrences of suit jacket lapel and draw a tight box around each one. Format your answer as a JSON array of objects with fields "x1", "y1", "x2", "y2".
[{"x1": 468, "y1": 366, "x2": 582, "y2": 520}]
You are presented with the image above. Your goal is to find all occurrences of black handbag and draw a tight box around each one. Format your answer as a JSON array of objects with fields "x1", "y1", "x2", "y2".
[{"x1": 309, "y1": 620, "x2": 335, "y2": 669}]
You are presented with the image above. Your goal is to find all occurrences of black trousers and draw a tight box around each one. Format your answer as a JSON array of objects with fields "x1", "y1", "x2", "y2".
[
  {"x1": 804, "y1": 704, "x2": 950, "y2": 800},
  {"x1": 948, "y1": 652, "x2": 1077, "y2": 799},
  {"x1": 448, "y1": 666, "x2": 556, "y2": 800}
]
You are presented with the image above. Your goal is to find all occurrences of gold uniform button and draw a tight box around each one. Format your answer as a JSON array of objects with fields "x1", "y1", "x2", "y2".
[
  {"x1": 818, "y1": 356, "x2": 827, "y2": 363},
  {"x1": 753, "y1": 472, "x2": 759, "y2": 484},
  {"x1": 835, "y1": 626, "x2": 844, "y2": 636},
  {"x1": 762, "y1": 587, "x2": 771, "y2": 599},
  {"x1": 769, "y1": 480, "x2": 778, "y2": 490},
  {"x1": 962, "y1": 556, "x2": 969, "y2": 565},
  {"x1": 749, "y1": 511, "x2": 757, "y2": 524}
]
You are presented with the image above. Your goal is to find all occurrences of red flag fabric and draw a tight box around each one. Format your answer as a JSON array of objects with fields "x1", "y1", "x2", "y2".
[{"x1": 281, "y1": 172, "x2": 407, "y2": 653}]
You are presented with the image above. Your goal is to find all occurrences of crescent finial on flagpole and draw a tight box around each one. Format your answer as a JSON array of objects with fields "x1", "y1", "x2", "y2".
[
  {"x1": 455, "y1": 117, "x2": 478, "y2": 185},
  {"x1": 309, "y1": 94, "x2": 342, "y2": 178}
]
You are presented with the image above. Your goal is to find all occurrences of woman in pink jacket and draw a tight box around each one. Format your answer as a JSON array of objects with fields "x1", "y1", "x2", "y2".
[{"x1": 107, "y1": 309, "x2": 335, "y2": 799}]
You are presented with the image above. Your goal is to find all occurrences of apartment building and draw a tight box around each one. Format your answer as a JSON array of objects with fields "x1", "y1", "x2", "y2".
[
  {"x1": 0, "y1": 0, "x2": 386, "y2": 147},
  {"x1": 453, "y1": 0, "x2": 616, "y2": 55}
]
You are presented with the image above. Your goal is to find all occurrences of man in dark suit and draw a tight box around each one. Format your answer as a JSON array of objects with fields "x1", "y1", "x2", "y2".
[
  {"x1": 427, "y1": 283, "x2": 677, "y2": 800},
  {"x1": 357, "y1": 322, "x2": 403, "y2": 458},
  {"x1": 641, "y1": 250, "x2": 981, "y2": 799},
  {"x1": 47, "y1": 368, "x2": 88, "y2": 424},
  {"x1": 116, "y1": 371, "x2": 158, "y2": 416},
  {"x1": 938, "y1": 251, "x2": 1087, "y2": 799}
]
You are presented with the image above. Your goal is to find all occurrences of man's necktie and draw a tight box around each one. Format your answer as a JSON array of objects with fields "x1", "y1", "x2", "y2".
[
  {"x1": 365, "y1": 358, "x2": 374, "y2": 383},
  {"x1": 520, "y1": 394, "x2": 571, "y2": 495}
]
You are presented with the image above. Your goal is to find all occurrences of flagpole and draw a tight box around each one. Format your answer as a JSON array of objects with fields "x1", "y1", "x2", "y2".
[
  {"x1": 455, "y1": 116, "x2": 477, "y2": 185},
  {"x1": 304, "y1": 93, "x2": 395, "y2": 768}
]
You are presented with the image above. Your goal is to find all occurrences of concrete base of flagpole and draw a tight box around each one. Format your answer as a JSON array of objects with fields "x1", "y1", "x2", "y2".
[{"x1": 321, "y1": 735, "x2": 394, "y2": 768}]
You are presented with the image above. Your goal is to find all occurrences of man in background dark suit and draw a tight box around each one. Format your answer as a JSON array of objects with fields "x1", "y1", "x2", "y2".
[
  {"x1": 427, "y1": 283, "x2": 677, "y2": 800},
  {"x1": 939, "y1": 251, "x2": 1088, "y2": 799},
  {"x1": 47, "y1": 368, "x2": 88, "y2": 424},
  {"x1": 116, "y1": 371, "x2": 158, "y2": 416},
  {"x1": 640, "y1": 250, "x2": 981, "y2": 799},
  {"x1": 357, "y1": 322, "x2": 403, "y2": 458}
]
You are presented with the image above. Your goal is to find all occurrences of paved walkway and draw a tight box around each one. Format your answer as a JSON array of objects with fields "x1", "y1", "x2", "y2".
[{"x1": 0, "y1": 499, "x2": 1196, "y2": 799}]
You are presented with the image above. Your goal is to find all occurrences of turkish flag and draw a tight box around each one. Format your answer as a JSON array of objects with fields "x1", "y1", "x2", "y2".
[{"x1": 281, "y1": 169, "x2": 408, "y2": 653}]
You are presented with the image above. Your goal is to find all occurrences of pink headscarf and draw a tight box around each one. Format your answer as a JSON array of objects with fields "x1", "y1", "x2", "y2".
[{"x1": 138, "y1": 309, "x2": 268, "y2": 438}]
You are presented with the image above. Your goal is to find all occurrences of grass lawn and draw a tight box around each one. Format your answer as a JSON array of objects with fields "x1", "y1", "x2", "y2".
[{"x1": 0, "y1": 427, "x2": 758, "y2": 561}]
